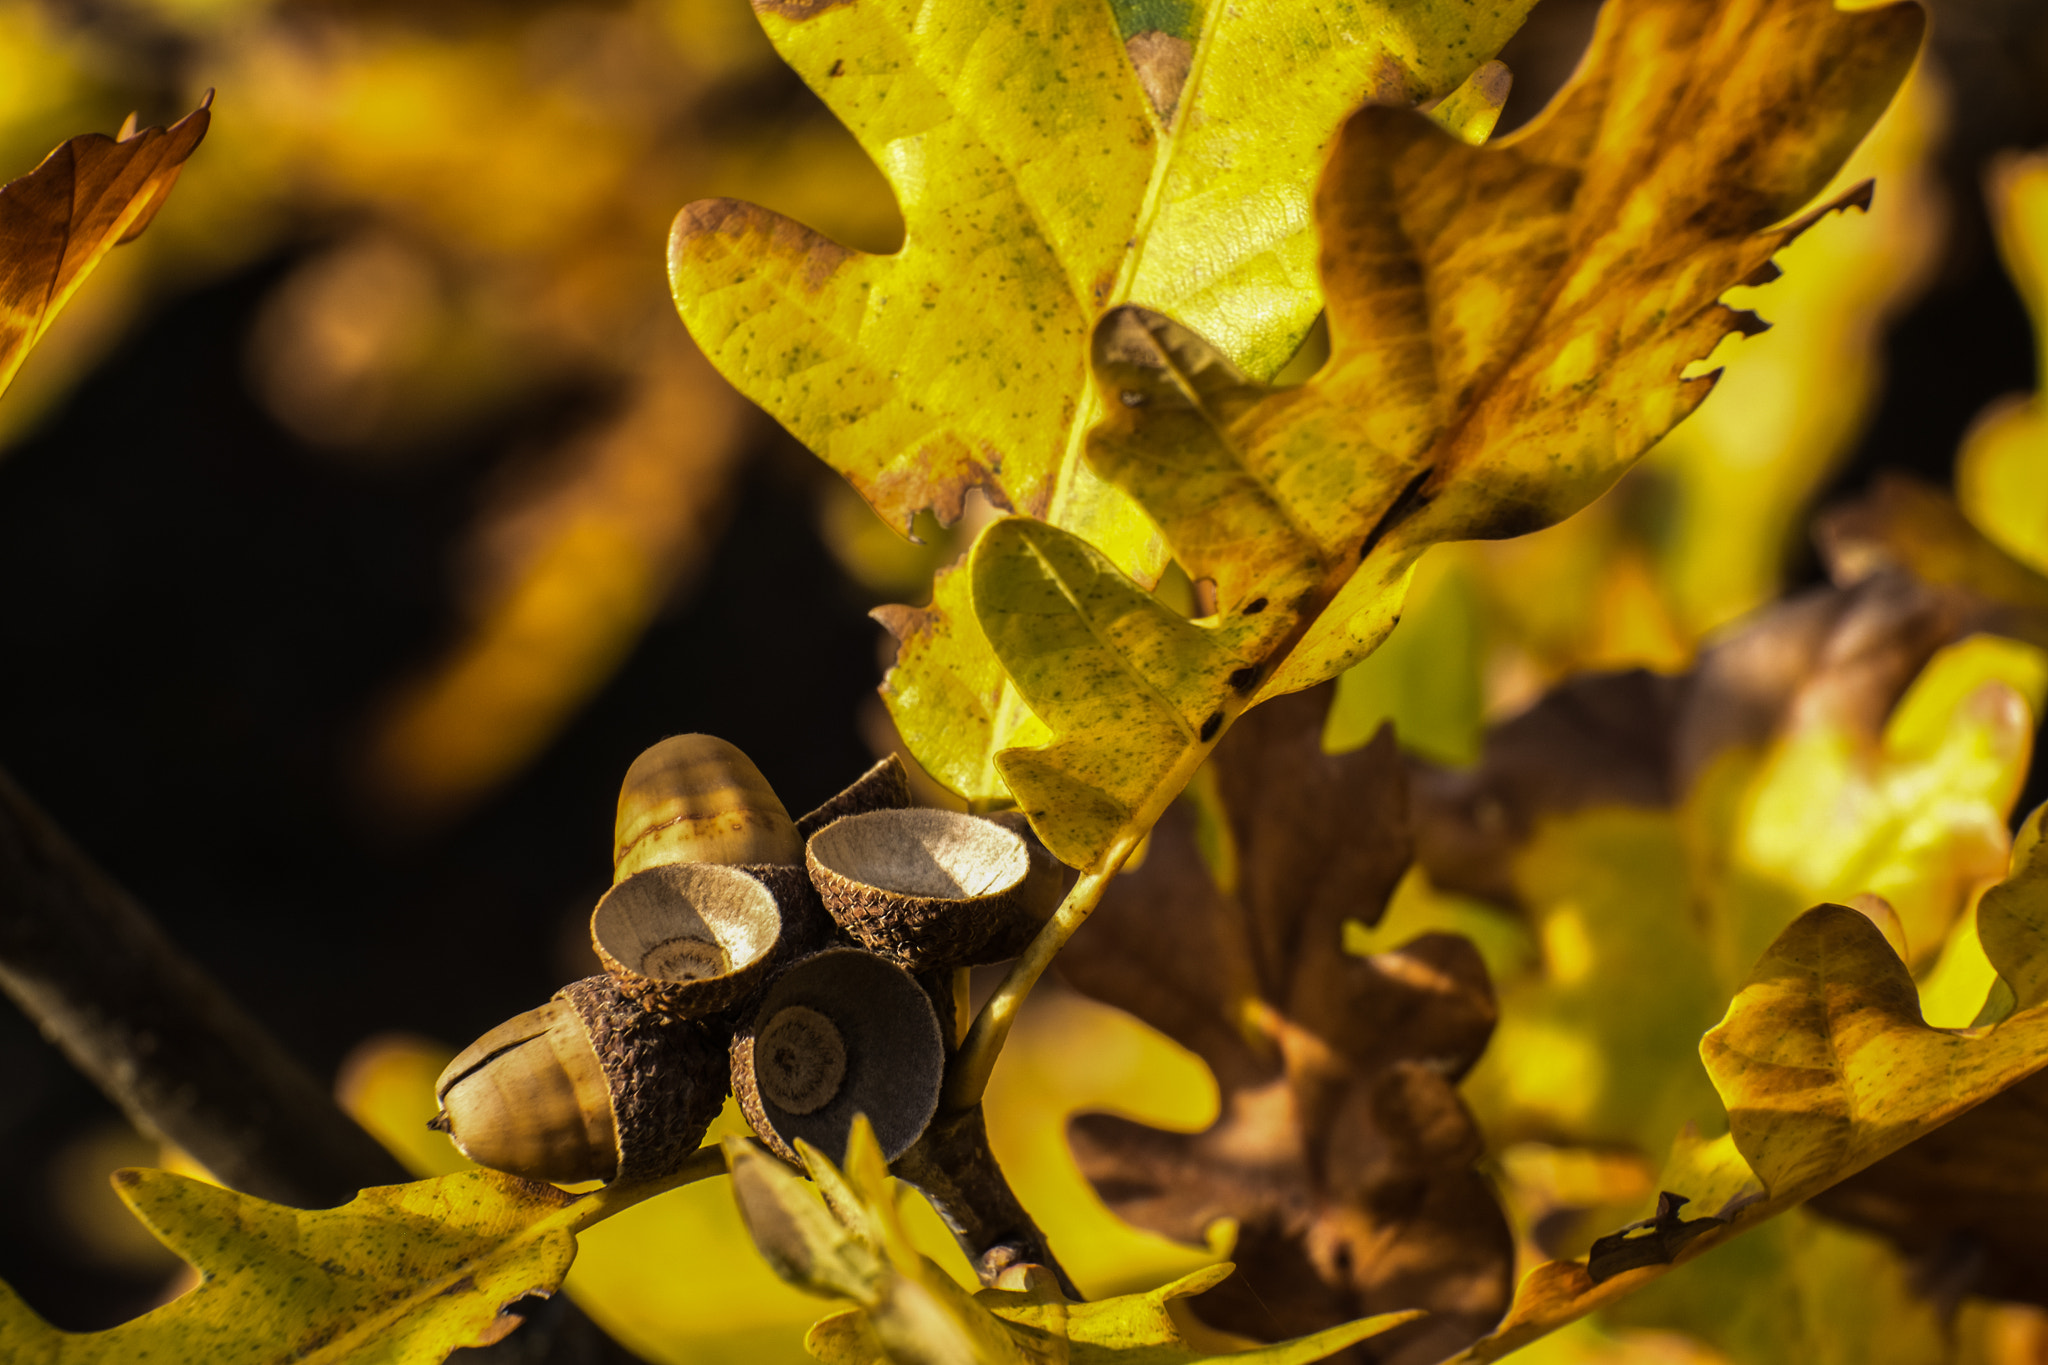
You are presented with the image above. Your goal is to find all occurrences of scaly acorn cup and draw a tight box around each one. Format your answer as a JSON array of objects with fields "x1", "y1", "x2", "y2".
[
  {"x1": 730, "y1": 946, "x2": 945, "y2": 1165},
  {"x1": 794, "y1": 752, "x2": 913, "y2": 838},
  {"x1": 613, "y1": 733, "x2": 803, "y2": 880},
  {"x1": 431, "y1": 975, "x2": 727, "y2": 1184},
  {"x1": 805, "y1": 808, "x2": 1065, "y2": 970},
  {"x1": 591, "y1": 862, "x2": 787, "y2": 1020}
]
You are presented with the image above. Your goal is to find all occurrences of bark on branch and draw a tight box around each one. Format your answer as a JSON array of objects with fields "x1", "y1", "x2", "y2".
[{"x1": 0, "y1": 764, "x2": 640, "y2": 1361}]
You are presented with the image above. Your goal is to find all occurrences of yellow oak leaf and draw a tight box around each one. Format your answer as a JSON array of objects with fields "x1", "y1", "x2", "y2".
[
  {"x1": 0, "y1": 1161, "x2": 709, "y2": 1364},
  {"x1": 0, "y1": 98, "x2": 210, "y2": 400},
  {"x1": 670, "y1": 0, "x2": 1524, "y2": 803},
  {"x1": 1434, "y1": 804, "x2": 2048, "y2": 1361},
  {"x1": 977, "y1": 0, "x2": 1924, "y2": 869}
]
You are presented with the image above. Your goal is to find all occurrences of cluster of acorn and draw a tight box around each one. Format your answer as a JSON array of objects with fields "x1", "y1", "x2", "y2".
[{"x1": 428, "y1": 735, "x2": 1068, "y2": 1183}]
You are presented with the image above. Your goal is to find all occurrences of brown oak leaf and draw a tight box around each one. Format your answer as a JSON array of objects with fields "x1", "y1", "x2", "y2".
[{"x1": 1058, "y1": 687, "x2": 1510, "y2": 1365}]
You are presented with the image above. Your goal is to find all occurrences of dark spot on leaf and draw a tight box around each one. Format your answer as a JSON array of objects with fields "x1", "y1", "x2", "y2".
[
  {"x1": 1243, "y1": 597, "x2": 1268, "y2": 615},
  {"x1": 1227, "y1": 666, "x2": 1258, "y2": 693},
  {"x1": 1362, "y1": 466, "x2": 1435, "y2": 561},
  {"x1": 827, "y1": 59, "x2": 845, "y2": 76},
  {"x1": 1199, "y1": 712, "x2": 1223, "y2": 742},
  {"x1": 1586, "y1": 1192, "x2": 1726, "y2": 1284}
]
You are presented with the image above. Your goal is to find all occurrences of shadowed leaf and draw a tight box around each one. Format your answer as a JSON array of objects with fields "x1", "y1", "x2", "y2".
[
  {"x1": 0, "y1": 98, "x2": 211, "y2": 400},
  {"x1": 980, "y1": 0, "x2": 1923, "y2": 869},
  {"x1": 1058, "y1": 688, "x2": 1511, "y2": 1365}
]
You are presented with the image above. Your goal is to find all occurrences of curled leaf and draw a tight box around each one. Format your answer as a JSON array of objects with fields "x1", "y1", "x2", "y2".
[{"x1": 0, "y1": 98, "x2": 211, "y2": 400}]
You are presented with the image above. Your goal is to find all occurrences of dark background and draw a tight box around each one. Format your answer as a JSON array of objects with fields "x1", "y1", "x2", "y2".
[{"x1": 2, "y1": 0, "x2": 2047, "y2": 1335}]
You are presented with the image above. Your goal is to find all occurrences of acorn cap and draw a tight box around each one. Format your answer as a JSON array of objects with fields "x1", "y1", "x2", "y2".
[
  {"x1": 614, "y1": 734, "x2": 803, "y2": 880},
  {"x1": 731, "y1": 947, "x2": 945, "y2": 1166},
  {"x1": 805, "y1": 808, "x2": 1063, "y2": 970},
  {"x1": 795, "y1": 753, "x2": 913, "y2": 839},
  {"x1": 432, "y1": 975, "x2": 727, "y2": 1185},
  {"x1": 592, "y1": 863, "x2": 785, "y2": 1019}
]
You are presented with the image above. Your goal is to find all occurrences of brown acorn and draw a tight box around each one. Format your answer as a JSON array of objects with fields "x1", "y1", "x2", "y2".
[
  {"x1": 730, "y1": 947, "x2": 945, "y2": 1165},
  {"x1": 591, "y1": 862, "x2": 787, "y2": 1019},
  {"x1": 431, "y1": 975, "x2": 727, "y2": 1184},
  {"x1": 805, "y1": 808, "x2": 1065, "y2": 969},
  {"x1": 613, "y1": 734, "x2": 803, "y2": 881}
]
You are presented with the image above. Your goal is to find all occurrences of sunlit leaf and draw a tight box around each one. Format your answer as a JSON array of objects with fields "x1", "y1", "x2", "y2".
[
  {"x1": 0, "y1": 97, "x2": 210, "y2": 400},
  {"x1": 0, "y1": 1168, "x2": 594, "y2": 1364},
  {"x1": 728, "y1": 1117, "x2": 1421, "y2": 1365},
  {"x1": 1958, "y1": 150, "x2": 2048, "y2": 578},
  {"x1": 981, "y1": 0, "x2": 1923, "y2": 868},
  {"x1": 670, "y1": 0, "x2": 1527, "y2": 803}
]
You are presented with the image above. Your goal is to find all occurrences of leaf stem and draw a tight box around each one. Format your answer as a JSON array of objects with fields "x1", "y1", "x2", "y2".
[
  {"x1": 567, "y1": 1142, "x2": 730, "y2": 1234},
  {"x1": 942, "y1": 859, "x2": 1126, "y2": 1113}
]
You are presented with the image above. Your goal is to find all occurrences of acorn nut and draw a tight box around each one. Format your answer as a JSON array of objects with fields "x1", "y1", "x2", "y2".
[
  {"x1": 431, "y1": 975, "x2": 727, "y2": 1185},
  {"x1": 591, "y1": 862, "x2": 785, "y2": 1019},
  {"x1": 613, "y1": 734, "x2": 802, "y2": 881},
  {"x1": 731, "y1": 946, "x2": 946, "y2": 1166},
  {"x1": 805, "y1": 807, "x2": 1064, "y2": 970}
]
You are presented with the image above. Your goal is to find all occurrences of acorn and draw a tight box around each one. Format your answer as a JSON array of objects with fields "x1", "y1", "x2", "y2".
[
  {"x1": 730, "y1": 947, "x2": 946, "y2": 1166},
  {"x1": 591, "y1": 862, "x2": 788, "y2": 1020},
  {"x1": 805, "y1": 808, "x2": 1066, "y2": 970},
  {"x1": 431, "y1": 975, "x2": 728, "y2": 1185},
  {"x1": 613, "y1": 734, "x2": 803, "y2": 881}
]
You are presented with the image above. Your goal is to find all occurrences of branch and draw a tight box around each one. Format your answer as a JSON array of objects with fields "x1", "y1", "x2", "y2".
[
  {"x1": 0, "y1": 764, "x2": 407, "y2": 1205},
  {"x1": 0, "y1": 766, "x2": 646, "y2": 1362}
]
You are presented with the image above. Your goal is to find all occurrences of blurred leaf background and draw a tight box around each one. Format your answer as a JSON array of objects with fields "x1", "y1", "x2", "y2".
[{"x1": 2, "y1": 0, "x2": 2047, "y2": 1360}]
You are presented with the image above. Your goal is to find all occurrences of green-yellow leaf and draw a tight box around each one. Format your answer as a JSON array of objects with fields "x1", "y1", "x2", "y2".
[
  {"x1": 0, "y1": 1168, "x2": 591, "y2": 1364},
  {"x1": 984, "y1": 0, "x2": 1923, "y2": 868},
  {"x1": 732, "y1": 1117, "x2": 1420, "y2": 1365},
  {"x1": 0, "y1": 98, "x2": 211, "y2": 401},
  {"x1": 671, "y1": 0, "x2": 1526, "y2": 803},
  {"x1": 670, "y1": 0, "x2": 1532, "y2": 533}
]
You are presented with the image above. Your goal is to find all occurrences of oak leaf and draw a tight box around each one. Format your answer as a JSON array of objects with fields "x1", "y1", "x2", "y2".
[
  {"x1": 975, "y1": 0, "x2": 1923, "y2": 869},
  {"x1": 1057, "y1": 688, "x2": 1510, "y2": 1365},
  {"x1": 0, "y1": 1167, "x2": 599, "y2": 1364},
  {"x1": 725, "y1": 1118, "x2": 1420, "y2": 1365},
  {"x1": 670, "y1": 0, "x2": 1524, "y2": 803},
  {"x1": 0, "y1": 98, "x2": 211, "y2": 400}
]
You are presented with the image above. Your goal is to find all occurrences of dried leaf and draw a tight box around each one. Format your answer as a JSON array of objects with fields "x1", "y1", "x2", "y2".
[
  {"x1": 979, "y1": 0, "x2": 1923, "y2": 869},
  {"x1": 1059, "y1": 688, "x2": 1512, "y2": 1364},
  {"x1": 0, "y1": 1168, "x2": 591, "y2": 1364},
  {"x1": 0, "y1": 98, "x2": 210, "y2": 400},
  {"x1": 1815, "y1": 474, "x2": 2048, "y2": 650}
]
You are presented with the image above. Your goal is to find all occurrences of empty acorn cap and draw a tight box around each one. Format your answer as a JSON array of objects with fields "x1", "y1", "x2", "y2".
[
  {"x1": 731, "y1": 947, "x2": 945, "y2": 1166},
  {"x1": 614, "y1": 734, "x2": 803, "y2": 880},
  {"x1": 795, "y1": 753, "x2": 913, "y2": 839},
  {"x1": 806, "y1": 808, "x2": 1062, "y2": 970},
  {"x1": 592, "y1": 863, "x2": 784, "y2": 1019},
  {"x1": 432, "y1": 975, "x2": 728, "y2": 1185}
]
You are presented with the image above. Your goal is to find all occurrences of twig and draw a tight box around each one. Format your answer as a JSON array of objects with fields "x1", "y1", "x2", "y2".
[
  {"x1": 941, "y1": 865, "x2": 1120, "y2": 1113},
  {"x1": 892, "y1": 1104, "x2": 1080, "y2": 1299}
]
